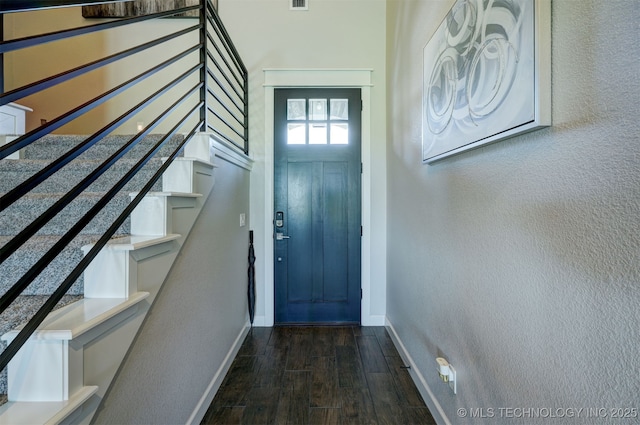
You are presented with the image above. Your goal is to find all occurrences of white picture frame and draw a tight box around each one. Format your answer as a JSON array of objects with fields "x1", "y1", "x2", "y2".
[{"x1": 422, "y1": 0, "x2": 551, "y2": 163}]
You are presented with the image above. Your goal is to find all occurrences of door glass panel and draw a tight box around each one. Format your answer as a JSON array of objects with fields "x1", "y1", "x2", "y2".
[
  {"x1": 330, "y1": 123, "x2": 349, "y2": 144},
  {"x1": 309, "y1": 99, "x2": 327, "y2": 121},
  {"x1": 309, "y1": 123, "x2": 327, "y2": 144},
  {"x1": 330, "y1": 99, "x2": 349, "y2": 120},
  {"x1": 287, "y1": 99, "x2": 306, "y2": 120},
  {"x1": 287, "y1": 123, "x2": 306, "y2": 144}
]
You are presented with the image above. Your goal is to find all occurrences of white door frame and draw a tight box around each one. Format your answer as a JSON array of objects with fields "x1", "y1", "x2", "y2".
[{"x1": 261, "y1": 68, "x2": 380, "y2": 326}]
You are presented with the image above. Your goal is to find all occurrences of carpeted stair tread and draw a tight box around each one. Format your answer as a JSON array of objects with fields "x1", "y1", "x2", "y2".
[
  {"x1": 0, "y1": 234, "x2": 100, "y2": 296},
  {"x1": 0, "y1": 294, "x2": 84, "y2": 339},
  {"x1": 0, "y1": 157, "x2": 165, "y2": 193},
  {"x1": 0, "y1": 133, "x2": 182, "y2": 405},
  {"x1": 21, "y1": 134, "x2": 185, "y2": 161},
  {"x1": 0, "y1": 191, "x2": 132, "y2": 237}
]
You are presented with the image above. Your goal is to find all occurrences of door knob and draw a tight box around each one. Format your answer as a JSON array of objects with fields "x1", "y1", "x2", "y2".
[{"x1": 276, "y1": 233, "x2": 290, "y2": 240}]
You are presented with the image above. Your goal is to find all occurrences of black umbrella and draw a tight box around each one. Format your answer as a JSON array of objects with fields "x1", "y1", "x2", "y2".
[{"x1": 247, "y1": 230, "x2": 256, "y2": 325}]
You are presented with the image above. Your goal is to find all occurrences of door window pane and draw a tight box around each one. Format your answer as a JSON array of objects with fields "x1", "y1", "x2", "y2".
[
  {"x1": 287, "y1": 99, "x2": 306, "y2": 120},
  {"x1": 330, "y1": 99, "x2": 348, "y2": 120},
  {"x1": 309, "y1": 99, "x2": 327, "y2": 120},
  {"x1": 309, "y1": 124, "x2": 328, "y2": 144},
  {"x1": 330, "y1": 124, "x2": 349, "y2": 144},
  {"x1": 287, "y1": 123, "x2": 306, "y2": 144}
]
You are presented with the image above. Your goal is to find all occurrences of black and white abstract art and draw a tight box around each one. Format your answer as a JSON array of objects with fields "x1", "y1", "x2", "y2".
[{"x1": 422, "y1": 0, "x2": 550, "y2": 163}]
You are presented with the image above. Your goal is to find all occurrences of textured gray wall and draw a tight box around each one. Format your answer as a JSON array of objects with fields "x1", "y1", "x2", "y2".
[
  {"x1": 386, "y1": 1, "x2": 640, "y2": 423},
  {"x1": 93, "y1": 158, "x2": 250, "y2": 424}
]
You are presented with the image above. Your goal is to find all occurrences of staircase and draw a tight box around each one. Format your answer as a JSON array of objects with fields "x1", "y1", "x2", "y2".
[{"x1": 0, "y1": 132, "x2": 217, "y2": 424}]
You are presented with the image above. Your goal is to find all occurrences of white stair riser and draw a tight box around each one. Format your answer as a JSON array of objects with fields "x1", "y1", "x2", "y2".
[
  {"x1": 0, "y1": 136, "x2": 21, "y2": 160},
  {"x1": 83, "y1": 237, "x2": 179, "y2": 298},
  {"x1": 162, "y1": 160, "x2": 196, "y2": 193},
  {"x1": 183, "y1": 133, "x2": 213, "y2": 163},
  {"x1": 0, "y1": 134, "x2": 219, "y2": 424},
  {"x1": 3, "y1": 295, "x2": 148, "y2": 404},
  {"x1": 130, "y1": 195, "x2": 198, "y2": 236},
  {"x1": 4, "y1": 339, "x2": 82, "y2": 402},
  {"x1": 131, "y1": 196, "x2": 170, "y2": 236},
  {"x1": 162, "y1": 158, "x2": 215, "y2": 194},
  {"x1": 83, "y1": 252, "x2": 137, "y2": 299}
]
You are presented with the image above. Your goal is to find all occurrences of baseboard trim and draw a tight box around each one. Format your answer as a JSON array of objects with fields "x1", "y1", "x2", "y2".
[
  {"x1": 251, "y1": 315, "x2": 272, "y2": 327},
  {"x1": 362, "y1": 314, "x2": 386, "y2": 326},
  {"x1": 385, "y1": 318, "x2": 451, "y2": 425},
  {"x1": 252, "y1": 315, "x2": 384, "y2": 326},
  {"x1": 186, "y1": 320, "x2": 251, "y2": 425}
]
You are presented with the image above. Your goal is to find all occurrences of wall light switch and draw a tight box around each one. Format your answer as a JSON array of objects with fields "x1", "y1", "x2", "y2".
[{"x1": 239, "y1": 213, "x2": 246, "y2": 227}]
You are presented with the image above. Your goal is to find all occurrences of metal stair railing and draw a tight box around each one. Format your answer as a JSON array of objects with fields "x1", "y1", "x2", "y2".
[{"x1": 0, "y1": 0, "x2": 248, "y2": 374}]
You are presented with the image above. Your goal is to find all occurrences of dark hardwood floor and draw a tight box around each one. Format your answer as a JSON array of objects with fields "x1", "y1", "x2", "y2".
[{"x1": 201, "y1": 326, "x2": 436, "y2": 425}]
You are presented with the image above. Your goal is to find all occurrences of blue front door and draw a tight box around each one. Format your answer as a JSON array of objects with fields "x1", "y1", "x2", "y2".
[{"x1": 274, "y1": 88, "x2": 362, "y2": 324}]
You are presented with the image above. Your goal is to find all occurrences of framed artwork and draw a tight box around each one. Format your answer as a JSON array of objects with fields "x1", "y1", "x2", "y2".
[
  {"x1": 422, "y1": 0, "x2": 550, "y2": 163},
  {"x1": 82, "y1": 0, "x2": 216, "y2": 19}
]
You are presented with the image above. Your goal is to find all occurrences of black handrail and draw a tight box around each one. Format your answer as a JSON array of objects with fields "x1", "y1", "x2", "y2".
[
  {"x1": 206, "y1": 62, "x2": 245, "y2": 114},
  {"x1": 0, "y1": 83, "x2": 203, "y2": 315},
  {"x1": 208, "y1": 103, "x2": 245, "y2": 140},
  {"x1": 0, "y1": 84, "x2": 203, "y2": 316},
  {"x1": 0, "y1": 114, "x2": 204, "y2": 372},
  {"x1": 0, "y1": 0, "x2": 248, "y2": 376},
  {"x1": 199, "y1": 1, "x2": 208, "y2": 131},
  {"x1": 0, "y1": 44, "x2": 201, "y2": 160},
  {"x1": 0, "y1": 23, "x2": 201, "y2": 106},
  {"x1": 205, "y1": 31, "x2": 244, "y2": 96},
  {"x1": 208, "y1": 85, "x2": 244, "y2": 127},
  {"x1": 207, "y1": 1, "x2": 247, "y2": 81},
  {"x1": 0, "y1": 65, "x2": 202, "y2": 260},
  {"x1": 0, "y1": 6, "x2": 199, "y2": 54},
  {"x1": 0, "y1": 61, "x2": 201, "y2": 210},
  {"x1": 203, "y1": 0, "x2": 248, "y2": 152}
]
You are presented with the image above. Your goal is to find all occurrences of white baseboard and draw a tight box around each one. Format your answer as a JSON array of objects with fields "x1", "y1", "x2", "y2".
[
  {"x1": 385, "y1": 318, "x2": 451, "y2": 425},
  {"x1": 362, "y1": 314, "x2": 386, "y2": 326},
  {"x1": 186, "y1": 320, "x2": 251, "y2": 425},
  {"x1": 251, "y1": 315, "x2": 270, "y2": 327},
  {"x1": 252, "y1": 315, "x2": 384, "y2": 326}
]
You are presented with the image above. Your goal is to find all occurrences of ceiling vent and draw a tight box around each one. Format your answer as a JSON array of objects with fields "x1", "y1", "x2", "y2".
[{"x1": 290, "y1": 0, "x2": 308, "y2": 11}]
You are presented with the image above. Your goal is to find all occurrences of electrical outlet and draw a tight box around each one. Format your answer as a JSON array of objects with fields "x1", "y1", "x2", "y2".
[
  {"x1": 448, "y1": 364, "x2": 456, "y2": 394},
  {"x1": 239, "y1": 213, "x2": 246, "y2": 227}
]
